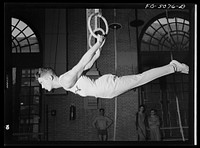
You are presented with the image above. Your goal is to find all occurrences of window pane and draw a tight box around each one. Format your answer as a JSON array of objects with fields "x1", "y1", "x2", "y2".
[
  {"x1": 17, "y1": 21, "x2": 27, "y2": 31},
  {"x1": 32, "y1": 96, "x2": 40, "y2": 105},
  {"x1": 146, "y1": 26, "x2": 155, "y2": 36},
  {"x1": 16, "y1": 46, "x2": 21, "y2": 53},
  {"x1": 157, "y1": 27, "x2": 166, "y2": 36},
  {"x1": 151, "y1": 38, "x2": 159, "y2": 45},
  {"x1": 151, "y1": 20, "x2": 160, "y2": 30},
  {"x1": 30, "y1": 106, "x2": 39, "y2": 114},
  {"x1": 30, "y1": 87, "x2": 40, "y2": 95},
  {"x1": 183, "y1": 25, "x2": 189, "y2": 32},
  {"x1": 163, "y1": 25, "x2": 169, "y2": 33},
  {"x1": 23, "y1": 69, "x2": 31, "y2": 77},
  {"x1": 33, "y1": 124, "x2": 39, "y2": 133},
  {"x1": 161, "y1": 44, "x2": 170, "y2": 51},
  {"x1": 20, "y1": 105, "x2": 30, "y2": 115},
  {"x1": 12, "y1": 39, "x2": 18, "y2": 47},
  {"x1": 12, "y1": 18, "x2": 19, "y2": 26},
  {"x1": 182, "y1": 36, "x2": 188, "y2": 45},
  {"x1": 150, "y1": 44, "x2": 157, "y2": 51},
  {"x1": 171, "y1": 34, "x2": 178, "y2": 43},
  {"x1": 18, "y1": 37, "x2": 27, "y2": 45},
  {"x1": 153, "y1": 31, "x2": 162, "y2": 40},
  {"x1": 177, "y1": 23, "x2": 183, "y2": 31},
  {"x1": 12, "y1": 28, "x2": 20, "y2": 37},
  {"x1": 31, "y1": 44, "x2": 40, "y2": 53},
  {"x1": 31, "y1": 78, "x2": 39, "y2": 86},
  {"x1": 185, "y1": 20, "x2": 189, "y2": 24},
  {"x1": 170, "y1": 23, "x2": 176, "y2": 31},
  {"x1": 177, "y1": 34, "x2": 183, "y2": 43},
  {"x1": 33, "y1": 115, "x2": 40, "y2": 123},
  {"x1": 12, "y1": 41, "x2": 15, "y2": 47},
  {"x1": 20, "y1": 95, "x2": 30, "y2": 105},
  {"x1": 21, "y1": 78, "x2": 31, "y2": 86},
  {"x1": 12, "y1": 67, "x2": 16, "y2": 85},
  {"x1": 23, "y1": 27, "x2": 34, "y2": 36},
  {"x1": 177, "y1": 18, "x2": 184, "y2": 23},
  {"x1": 31, "y1": 69, "x2": 38, "y2": 77},
  {"x1": 168, "y1": 17, "x2": 175, "y2": 23},
  {"x1": 20, "y1": 124, "x2": 30, "y2": 132},
  {"x1": 28, "y1": 37, "x2": 38, "y2": 45},
  {"x1": 21, "y1": 46, "x2": 30, "y2": 53},
  {"x1": 159, "y1": 18, "x2": 167, "y2": 25},
  {"x1": 142, "y1": 33, "x2": 151, "y2": 42}
]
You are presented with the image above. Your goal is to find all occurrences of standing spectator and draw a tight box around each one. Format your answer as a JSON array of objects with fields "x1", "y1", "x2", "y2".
[
  {"x1": 148, "y1": 109, "x2": 161, "y2": 141},
  {"x1": 136, "y1": 105, "x2": 148, "y2": 141},
  {"x1": 92, "y1": 108, "x2": 113, "y2": 141}
]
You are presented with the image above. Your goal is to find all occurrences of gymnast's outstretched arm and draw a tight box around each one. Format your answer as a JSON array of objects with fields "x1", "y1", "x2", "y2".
[
  {"x1": 74, "y1": 35, "x2": 104, "y2": 73},
  {"x1": 84, "y1": 48, "x2": 101, "y2": 71},
  {"x1": 59, "y1": 35, "x2": 104, "y2": 88}
]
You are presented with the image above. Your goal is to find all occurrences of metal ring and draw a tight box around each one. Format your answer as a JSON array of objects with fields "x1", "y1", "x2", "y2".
[{"x1": 87, "y1": 12, "x2": 109, "y2": 39}]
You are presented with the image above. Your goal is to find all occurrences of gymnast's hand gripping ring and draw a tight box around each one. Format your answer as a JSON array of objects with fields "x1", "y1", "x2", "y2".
[{"x1": 87, "y1": 12, "x2": 109, "y2": 48}]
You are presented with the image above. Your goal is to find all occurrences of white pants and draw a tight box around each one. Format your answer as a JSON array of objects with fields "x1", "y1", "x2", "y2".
[{"x1": 94, "y1": 64, "x2": 175, "y2": 98}]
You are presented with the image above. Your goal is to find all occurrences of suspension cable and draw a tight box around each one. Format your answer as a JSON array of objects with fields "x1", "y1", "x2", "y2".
[{"x1": 167, "y1": 9, "x2": 185, "y2": 141}]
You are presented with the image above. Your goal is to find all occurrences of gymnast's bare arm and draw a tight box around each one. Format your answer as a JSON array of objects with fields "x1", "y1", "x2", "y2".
[
  {"x1": 59, "y1": 35, "x2": 104, "y2": 89},
  {"x1": 84, "y1": 48, "x2": 101, "y2": 71}
]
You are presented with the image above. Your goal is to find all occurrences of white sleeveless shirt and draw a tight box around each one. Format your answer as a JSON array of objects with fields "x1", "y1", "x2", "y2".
[
  {"x1": 59, "y1": 74, "x2": 97, "y2": 97},
  {"x1": 58, "y1": 74, "x2": 118, "y2": 99}
]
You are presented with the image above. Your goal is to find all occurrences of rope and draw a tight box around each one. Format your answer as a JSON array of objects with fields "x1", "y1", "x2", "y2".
[
  {"x1": 54, "y1": 10, "x2": 60, "y2": 71},
  {"x1": 170, "y1": 44, "x2": 185, "y2": 142},
  {"x1": 175, "y1": 96, "x2": 185, "y2": 141},
  {"x1": 170, "y1": 53, "x2": 185, "y2": 141},
  {"x1": 167, "y1": 10, "x2": 185, "y2": 140},
  {"x1": 113, "y1": 8, "x2": 118, "y2": 141}
]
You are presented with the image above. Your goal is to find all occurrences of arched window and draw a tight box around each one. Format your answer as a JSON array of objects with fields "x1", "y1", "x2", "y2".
[
  {"x1": 140, "y1": 13, "x2": 189, "y2": 52},
  {"x1": 11, "y1": 17, "x2": 42, "y2": 141},
  {"x1": 139, "y1": 11, "x2": 190, "y2": 141},
  {"x1": 11, "y1": 17, "x2": 40, "y2": 53}
]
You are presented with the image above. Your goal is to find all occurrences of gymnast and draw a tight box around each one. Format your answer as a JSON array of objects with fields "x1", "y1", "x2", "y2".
[{"x1": 35, "y1": 35, "x2": 189, "y2": 99}]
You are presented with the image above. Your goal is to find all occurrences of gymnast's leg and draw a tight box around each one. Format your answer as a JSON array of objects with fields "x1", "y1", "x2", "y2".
[{"x1": 111, "y1": 60, "x2": 189, "y2": 97}]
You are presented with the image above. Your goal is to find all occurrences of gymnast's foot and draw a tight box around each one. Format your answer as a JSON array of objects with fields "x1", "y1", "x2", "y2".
[{"x1": 170, "y1": 60, "x2": 189, "y2": 74}]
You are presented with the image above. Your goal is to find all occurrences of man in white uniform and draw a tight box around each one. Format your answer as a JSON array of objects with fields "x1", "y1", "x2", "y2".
[{"x1": 35, "y1": 35, "x2": 189, "y2": 99}]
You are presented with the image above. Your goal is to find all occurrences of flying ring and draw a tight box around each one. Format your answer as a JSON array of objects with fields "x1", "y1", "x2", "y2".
[{"x1": 87, "y1": 12, "x2": 109, "y2": 39}]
